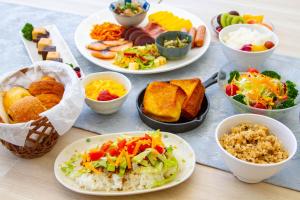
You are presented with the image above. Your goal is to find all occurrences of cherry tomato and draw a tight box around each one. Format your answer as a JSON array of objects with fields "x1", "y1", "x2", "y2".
[
  {"x1": 89, "y1": 151, "x2": 105, "y2": 161},
  {"x1": 225, "y1": 84, "x2": 239, "y2": 96},
  {"x1": 108, "y1": 148, "x2": 119, "y2": 157},
  {"x1": 155, "y1": 145, "x2": 165, "y2": 154},
  {"x1": 247, "y1": 67, "x2": 259, "y2": 73},
  {"x1": 252, "y1": 103, "x2": 267, "y2": 109},
  {"x1": 127, "y1": 142, "x2": 136, "y2": 154},
  {"x1": 117, "y1": 139, "x2": 126, "y2": 150},
  {"x1": 139, "y1": 144, "x2": 151, "y2": 152}
]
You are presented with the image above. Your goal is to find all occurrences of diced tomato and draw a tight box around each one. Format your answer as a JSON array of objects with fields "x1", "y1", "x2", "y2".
[
  {"x1": 155, "y1": 145, "x2": 165, "y2": 154},
  {"x1": 139, "y1": 144, "x2": 151, "y2": 152},
  {"x1": 108, "y1": 148, "x2": 119, "y2": 156},
  {"x1": 225, "y1": 84, "x2": 239, "y2": 96},
  {"x1": 100, "y1": 141, "x2": 112, "y2": 152},
  {"x1": 118, "y1": 139, "x2": 126, "y2": 150},
  {"x1": 252, "y1": 102, "x2": 267, "y2": 109},
  {"x1": 247, "y1": 67, "x2": 259, "y2": 73},
  {"x1": 127, "y1": 142, "x2": 136, "y2": 154},
  {"x1": 89, "y1": 151, "x2": 105, "y2": 161}
]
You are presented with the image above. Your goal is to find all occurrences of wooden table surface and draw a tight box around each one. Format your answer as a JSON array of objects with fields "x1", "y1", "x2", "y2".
[{"x1": 0, "y1": 0, "x2": 300, "y2": 199}]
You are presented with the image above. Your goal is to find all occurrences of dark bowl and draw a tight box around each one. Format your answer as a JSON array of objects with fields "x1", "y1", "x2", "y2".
[
  {"x1": 155, "y1": 31, "x2": 192, "y2": 60},
  {"x1": 136, "y1": 88, "x2": 210, "y2": 133}
]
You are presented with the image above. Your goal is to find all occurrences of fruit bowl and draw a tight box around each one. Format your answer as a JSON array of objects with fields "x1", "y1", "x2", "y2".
[{"x1": 210, "y1": 12, "x2": 274, "y2": 36}]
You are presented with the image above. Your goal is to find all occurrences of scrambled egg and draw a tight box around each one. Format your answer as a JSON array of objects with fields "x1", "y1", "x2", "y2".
[{"x1": 85, "y1": 79, "x2": 127, "y2": 100}]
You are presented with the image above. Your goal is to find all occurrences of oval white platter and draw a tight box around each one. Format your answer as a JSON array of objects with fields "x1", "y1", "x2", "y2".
[
  {"x1": 54, "y1": 131, "x2": 195, "y2": 196},
  {"x1": 74, "y1": 3, "x2": 211, "y2": 74}
]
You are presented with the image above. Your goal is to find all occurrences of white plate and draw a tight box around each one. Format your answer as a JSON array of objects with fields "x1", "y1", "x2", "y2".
[
  {"x1": 54, "y1": 131, "x2": 195, "y2": 196},
  {"x1": 74, "y1": 4, "x2": 211, "y2": 74},
  {"x1": 20, "y1": 24, "x2": 85, "y2": 77}
]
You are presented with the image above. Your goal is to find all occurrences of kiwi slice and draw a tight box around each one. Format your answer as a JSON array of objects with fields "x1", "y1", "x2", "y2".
[
  {"x1": 220, "y1": 13, "x2": 229, "y2": 28},
  {"x1": 226, "y1": 15, "x2": 234, "y2": 26},
  {"x1": 231, "y1": 16, "x2": 245, "y2": 25}
]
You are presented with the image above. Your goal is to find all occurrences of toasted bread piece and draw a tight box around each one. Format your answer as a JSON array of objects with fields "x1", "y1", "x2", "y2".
[
  {"x1": 170, "y1": 78, "x2": 205, "y2": 119},
  {"x1": 143, "y1": 82, "x2": 186, "y2": 122}
]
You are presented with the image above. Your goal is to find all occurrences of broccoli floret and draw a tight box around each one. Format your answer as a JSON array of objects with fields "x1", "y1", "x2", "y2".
[
  {"x1": 21, "y1": 23, "x2": 34, "y2": 41},
  {"x1": 286, "y1": 80, "x2": 298, "y2": 99},
  {"x1": 261, "y1": 70, "x2": 281, "y2": 80},
  {"x1": 228, "y1": 70, "x2": 240, "y2": 83},
  {"x1": 276, "y1": 99, "x2": 295, "y2": 109},
  {"x1": 232, "y1": 94, "x2": 246, "y2": 105}
]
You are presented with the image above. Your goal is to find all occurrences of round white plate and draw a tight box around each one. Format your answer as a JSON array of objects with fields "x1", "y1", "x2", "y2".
[
  {"x1": 54, "y1": 131, "x2": 195, "y2": 196},
  {"x1": 74, "y1": 3, "x2": 211, "y2": 74}
]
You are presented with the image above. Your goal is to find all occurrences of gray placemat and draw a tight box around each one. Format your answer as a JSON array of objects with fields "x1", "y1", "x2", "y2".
[{"x1": 1, "y1": 2, "x2": 300, "y2": 191}]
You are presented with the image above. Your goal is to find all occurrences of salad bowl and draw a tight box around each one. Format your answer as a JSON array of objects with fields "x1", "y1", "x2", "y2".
[{"x1": 217, "y1": 62, "x2": 300, "y2": 120}]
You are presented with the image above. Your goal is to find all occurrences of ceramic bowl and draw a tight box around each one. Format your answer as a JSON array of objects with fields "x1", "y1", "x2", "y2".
[
  {"x1": 219, "y1": 24, "x2": 279, "y2": 66},
  {"x1": 215, "y1": 114, "x2": 297, "y2": 183},
  {"x1": 217, "y1": 62, "x2": 300, "y2": 120},
  {"x1": 156, "y1": 31, "x2": 192, "y2": 60},
  {"x1": 81, "y1": 71, "x2": 131, "y2": 114},
  {"x1": 109, "y1": 0, "x2": 150, "y2": 27}
]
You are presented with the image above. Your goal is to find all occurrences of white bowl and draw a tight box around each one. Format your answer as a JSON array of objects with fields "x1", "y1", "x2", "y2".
[
  {"x1": 215, "y1": 114, "x2": 297, "y2": 183},
  {"x1": 81, "y1": 71, "x2": 131, "y2": 114},
  {"x1": 219, "y1": 24, "x2": 279, "y2": 66}
]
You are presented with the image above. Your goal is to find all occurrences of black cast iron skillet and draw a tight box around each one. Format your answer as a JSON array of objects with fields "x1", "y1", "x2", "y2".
[{"x1": 136, "y1": 72, "x2": 218, "y2": 133}]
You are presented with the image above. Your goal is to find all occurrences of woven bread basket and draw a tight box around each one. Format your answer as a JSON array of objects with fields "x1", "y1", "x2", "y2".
[{"x1": 0, "y1": 116, "x2": 59, "y2": 159}]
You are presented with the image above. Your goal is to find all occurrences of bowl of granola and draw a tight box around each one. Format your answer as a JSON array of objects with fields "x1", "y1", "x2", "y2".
[{"x1": 215, "y1": 114, "x2": 297, "y2": 183}]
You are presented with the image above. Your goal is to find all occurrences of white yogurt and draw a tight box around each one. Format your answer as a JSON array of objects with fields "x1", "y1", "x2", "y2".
[{"x1": 222, "y1": 27, "x2": 273, "y2": 50}]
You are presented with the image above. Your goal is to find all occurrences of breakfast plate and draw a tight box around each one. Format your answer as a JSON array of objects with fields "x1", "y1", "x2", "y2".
[
  {"x1": 54, "y1": 131, "x2": 195, "y2": 196},
  {"x1": 74, "y1": 3, "x2": 211, "y2": 74}
]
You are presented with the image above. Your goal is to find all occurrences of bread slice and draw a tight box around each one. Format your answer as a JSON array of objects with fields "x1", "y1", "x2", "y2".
[
  {"x1": 170, "y1": 78, "x2": 205, "y2": 120},
  {"x1": 143, "y1": 82, "x2": 186, "y2": 122}
]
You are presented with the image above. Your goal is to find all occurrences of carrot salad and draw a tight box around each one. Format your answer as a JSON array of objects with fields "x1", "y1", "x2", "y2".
[{"x1": 90, "y1": 22, "x2": 125, "y2": 41}]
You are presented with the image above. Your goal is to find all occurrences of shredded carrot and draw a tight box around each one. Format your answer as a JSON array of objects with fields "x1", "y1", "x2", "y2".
[
  {"x1": 90, "y1": 22, "x2": 125, "y2": 41},
  {"x1": 124, "y1": 150, "x2": 132, "y2": 169},
  {"x1": 115, "y1": 149, "x2": 125, "y2": 167}
]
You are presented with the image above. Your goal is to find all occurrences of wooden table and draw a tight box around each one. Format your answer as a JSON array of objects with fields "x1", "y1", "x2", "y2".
[{"x1": 0, "y1": 0, "x2": 299, "y2": 199}]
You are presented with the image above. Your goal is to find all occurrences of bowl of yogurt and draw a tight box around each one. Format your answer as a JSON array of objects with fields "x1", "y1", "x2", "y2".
[{"x1": 219, "y1": 24, "x2": 279, "y2": 66}]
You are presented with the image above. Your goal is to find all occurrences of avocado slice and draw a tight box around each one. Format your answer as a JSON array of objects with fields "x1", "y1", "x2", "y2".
[{"x1": 220, "y1": 13, "x2": 229, "y2": 28}]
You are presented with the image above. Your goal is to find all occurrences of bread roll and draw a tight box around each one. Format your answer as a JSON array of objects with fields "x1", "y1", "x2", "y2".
[
  {"x1": 36, "y1": 93, "x2": 61, "y2": 109},
  {"x1": 29, "y1": 79, "x2": 64, "y2": 98},
  {"x1": 3, "y1": 86, "x2": 31, "y2": 112},
  {"x1": 8, "y1": 96, "x2": 46, "y2": 123}
]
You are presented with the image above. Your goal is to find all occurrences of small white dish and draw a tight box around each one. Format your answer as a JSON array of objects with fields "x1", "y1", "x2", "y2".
[
  {"x1": 54, "y1": 131, "x2": 196, "y2": 196},
  {"x1": 215, "y1": 114, "x2": 297, "y2": 183},
  {"x1": 81, "y1": 71, "x2": 131, "y2": 114},
  {"x1": 219, "y1": 24, "x2": 279, "y2": 66}
]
